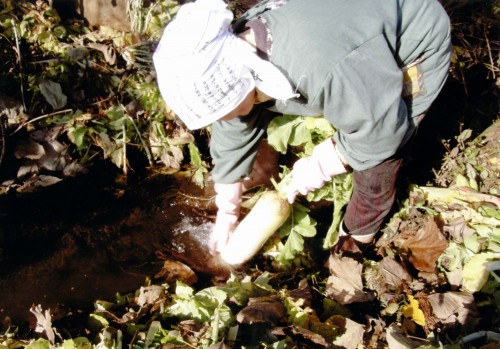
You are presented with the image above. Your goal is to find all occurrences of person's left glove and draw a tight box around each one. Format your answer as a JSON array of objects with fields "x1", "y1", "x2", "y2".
[
  {"x1": 209, "y1": 182, "x2": 243, "y2": 253},
  {"x1": 285, "y1": 138, "x2": 348, "y2": 204}
]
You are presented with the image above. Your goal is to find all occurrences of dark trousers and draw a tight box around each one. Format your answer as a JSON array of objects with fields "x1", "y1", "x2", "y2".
[
  {"x1": 343, "y1": 155, "x2": 403, "y2": 237},
  {"x1": 343, "y1": 113, "x2": 424, "y2": 238}
]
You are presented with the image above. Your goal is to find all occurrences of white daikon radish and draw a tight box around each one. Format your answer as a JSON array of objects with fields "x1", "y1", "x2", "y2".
[{"x1": 220, "y1": 190, "x2": 291, "y2": 265}]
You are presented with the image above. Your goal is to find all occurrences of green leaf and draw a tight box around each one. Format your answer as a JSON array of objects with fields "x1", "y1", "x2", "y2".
[
  {"x1": 108, "y1": 116, "x2": 127, "y2": 131},
  {"x1": 88, "y1": 314, "x2": 109, "y2": 330},
  {"x1": 68, "y1": 126, "x2": 88, "y2": 149},
  {"x1": 289, "y1": 120, "x2": 312, "y2": 148},
  {"x1": 168, "y1": 282, "x2": 232, "y2": 324},
  {"x1": 168, "y1": 295, "x2": 205, "y2": 321},
  {"x1": 292, "y1": 210, "x2": 316, "y2": 237},
  {"x1": 188, "y1": 142, "x2": 208, "y2": 188},
  {"x1": 462, "y1": 252, "x2": 498, "y2": 293},
  {"x1": 324, "y1": 173, "x2": 353, "y2": 248},
  {"x1": 455, "y1": 174, "x2": 469, "y2": 187},
  {"x1": 279, "y1": 230, "x2": 304, "y2": 261},
  {"x1": 222, "y1": 272, "x2": 274, "y2": 306},
  {"x1": 267, "y1": 115, "x2": 303, "y2": 153},
  {"x1": 464, "y1": 234, "x2": 483, "y2": 254},
  {"x1": 25, "y1": 339, "x2": 50, "y2": 349},
  {"x1": 456, "y1": 128, "x2": 472, "y2": 143},
  {"x1": 144, "y1": 321, "x2": 161, "y2": 349},
  {"x1": 196, "y1": 287, "x2": 227, "y2": 309},
  {"x1": 174, "y1": 282, "x2": 194, "y2": 298},
  {"x1": 276, "y1": 203, "x2": 317, "y2": 262},
  {"x1": 106, "y1": 105, "x2": 126, "y2": 120},
  {"x1": 39, "y1": 80, "x2": 67, "y2": 110},
  {"x1": 61, "y1": 337, "x2": 92, "y2": 349},
  {"x1": 479, "y1": 205, "x2": 500, "y2": 219}
]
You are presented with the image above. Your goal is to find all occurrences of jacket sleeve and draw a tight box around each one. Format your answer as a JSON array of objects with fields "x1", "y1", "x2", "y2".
[
  {"x1": 324, "y1": 34, "x2": 415, "y2": 171},
  {"x1": 210, "y1": 105, "x2": 269, "y2": 184}
]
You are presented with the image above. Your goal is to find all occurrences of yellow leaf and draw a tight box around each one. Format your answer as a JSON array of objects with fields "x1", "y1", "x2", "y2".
[{"x1": 402, "y1": 295, "x2": 426, "y2": 327}]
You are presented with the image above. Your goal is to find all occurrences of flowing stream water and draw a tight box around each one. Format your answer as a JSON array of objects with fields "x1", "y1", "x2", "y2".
[{"x1": 0, "y1": 164, "x2": 229, "y2": 326}]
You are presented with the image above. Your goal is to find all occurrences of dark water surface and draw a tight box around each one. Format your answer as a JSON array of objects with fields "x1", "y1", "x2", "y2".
[{"x1": 0, "y1": 164, "x2": 226, "y2": 325}]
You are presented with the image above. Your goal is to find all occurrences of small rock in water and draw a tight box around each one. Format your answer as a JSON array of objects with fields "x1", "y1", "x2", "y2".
[{"x1": 166, "y1": 218, "x2": 231, "y2": 277}]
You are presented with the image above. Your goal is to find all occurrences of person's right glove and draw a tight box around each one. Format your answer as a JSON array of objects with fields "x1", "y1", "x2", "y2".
[{"x1": 285, "y1": 138, "x2": 348, "y2": 204}]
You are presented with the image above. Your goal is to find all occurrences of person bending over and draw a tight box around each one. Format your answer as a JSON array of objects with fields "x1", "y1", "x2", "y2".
[{"x1": 153, "y1": 0, "x2": 451, "y2": 254}]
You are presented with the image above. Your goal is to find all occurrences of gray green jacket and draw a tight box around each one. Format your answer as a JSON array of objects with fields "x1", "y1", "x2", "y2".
[{"x1": 210, "y1": 0, "x2": 451, "y2": 183}]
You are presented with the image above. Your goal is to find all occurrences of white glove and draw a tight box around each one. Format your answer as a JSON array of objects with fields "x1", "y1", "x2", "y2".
[
  {"x1": 210, "y1": 182, "x2": 243, "y2": 253},
  {"x1": 286, "y1": 138, "x2": 348, "y2": 204}
]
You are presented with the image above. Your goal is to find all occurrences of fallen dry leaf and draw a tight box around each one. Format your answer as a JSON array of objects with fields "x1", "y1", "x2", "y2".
[
  {"x1": 17, "y1": 175, "x2": 62, "y2": 192},
  {"x1": 282, "y1": 325, "x2": 331, "y2": 348},
  {"x1": 87, "y1": 43, "x2": 117, "y2": 65},
  {"x1": 39, "y1": 80, "x2": 67, "y2": 110},
  {"x1": 400, "y1": 216, "x2": 448, "y2": 272},
  {"x1": 178, "y1": 320, "x2": 208, "y2": 344},
  {"x1": 160, "y1": 145, "x2": 184, "y2": 170},
  {"x1": 14, "y1": 138, "x2": 45, "y2": 160},
  {"x1": 155, "y1": 259, "x2": 198, "y2": 286},
  {"x1": 286, "y1": 278, "x2": 312, "y2": 309},
  {"x1": 380, "y1": 256, "x2": 413, "y2": 290},
  {"x1": 385, "y1": 323, "x2": 427, "y2": 349},
  {"x1": 365, "y1": 316, "x2": 387, "y2": 349},
  {"x1": 427, "y1": 292, "x2": 478, "y2": 329},
  {"x1": 167, "y1": 128, "x2": 195, "y2": 146},
  {"x1": 325, "y1": 254, "x2": 375, "y2": 304},
  {"x1": 331, "y1": 316, "x2": 365, "y2": 349},
  {"x1": 236, "y1": 296, "x2": 287, "y2": 325},
  {"x1": 137, "y1": 285, "x2": 166, "y2": 307}
]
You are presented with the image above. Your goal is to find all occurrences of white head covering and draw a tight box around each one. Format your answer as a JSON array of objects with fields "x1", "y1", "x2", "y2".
[{"x1": 153, "y1": 0, "x2": 297, "y2": 130}]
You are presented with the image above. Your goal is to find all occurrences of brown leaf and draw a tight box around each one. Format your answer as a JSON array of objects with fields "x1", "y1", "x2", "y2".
[
  {"x1": 178, "y1": 320, "x2": 207, "y2": 343},
  {"x1": 325, "y1": 254, "x2": 375, "y2": 304},
  {"x1": 365, "y1": 317, "x2": 387, "y2": 349},
  {"x1": 161, "y1": 146, "x2": 184, "y2": 170},
  {"x1": 283, "y1": 325, "x2": 332, "y2": 348},
  {"x1": 63, "y1": 161, "x2": 88, "y2": 177},
  {"x1": 0, "y1": 94, "x2": 27, "y2": 125},
  {"x1": 17, "y1": 160, "x2": 39, "y2": 178},
  {"x1": 331, "y1": 317, "x2": 365, "y2": 349},
  {"x1": 31, "y1": 126, "x2": 64, "y2": 143},
  {"x1": 385, "y1": 323, "x2": 426, "y2": 349},
  {"x1": 168, "y1": 128, "x2": 195, "y2": 146},
  {"x1": 137, "y1": 285, "x2": 166, "y2": 307},
  {"x1": 17, "y1": 175, "x2": 62, "y2": 192},
  {"x1": 401, "y1": 216, "x2": 448, "y2": 272},
  {"x1": 87, "y1": 43, "x2": 117, "y2": 65},
  {"x1": 155, "y1": 259, "x2": 198, "y2": 286},
  {"x1": 380, "y1": 256, "x2": 413, "y2": 290},
  {"x1": 236, "y1": 296, "x2": 287, "y2": 325},
  {"x1": 38, "y1": 140, "x2": 69, "y2": 171},
  {"x1": 287, "y1": 278, "x2": 312, "y2": 308},
  {"x1": 333, "y1": 235, "x2": 363, "y2": 257},
  {"x1": 442, "y1": 216, "x2": 476, "y2": 242},
  {"x1": 14, "y1": 138, "x2": 45, "y2": 160},
  {"x1": 427, "y1": 292, "x2": 477, "y2": 326}
]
